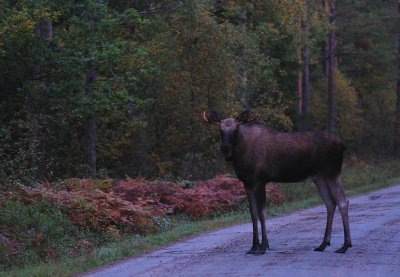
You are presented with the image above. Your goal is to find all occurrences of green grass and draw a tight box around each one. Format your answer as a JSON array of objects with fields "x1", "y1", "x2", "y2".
[
  {"x1": 3, "y1": 212, "x2": 250, "y2": 277},
  {"x1": 3, "y1": 160, "x2": 400, "y2": 277}
]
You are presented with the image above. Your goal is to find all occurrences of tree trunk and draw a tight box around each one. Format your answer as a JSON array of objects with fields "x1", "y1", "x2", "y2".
[
  {"x1": 301, "y1": 21, "x2": 310, "y2": 131},
  {"x1": 395, "y1": 1, "x2": 400, "y2": 156},
  {"x1": 83, "y1": 67, "x2": 97, "y2": 178},
  {"x1": 239, "y1": 15, "x2": 249, "y2": 110},
  {"x1": 296, "y1": 5, "x2": 303, "y2": 131},
  {"x1": 35, "y1": 20, "x2": 53, "y2": 40},
  {"x1": 33, "y1": 20, "x2": 53, "y2": 179},
  {"x1": 297, "y1": 0, "x2": 310, "y2": 132},
  {"x1": 297, "y1": 66, "x2": 303, "y2": 130},
  {"x1": 327, "y1": 0, "x2": 337, "y2": 133},
  {"x1": 322, "y1": 0, "x2": 330, "y2": 76}
]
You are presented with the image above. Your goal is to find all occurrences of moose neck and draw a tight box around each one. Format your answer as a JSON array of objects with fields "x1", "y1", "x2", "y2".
[{"x1": 231, "y1": 124, "x2": 264, "y2": 163}]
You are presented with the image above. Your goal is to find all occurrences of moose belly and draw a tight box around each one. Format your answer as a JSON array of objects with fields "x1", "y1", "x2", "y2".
[
  {"x1": 232, "y1": 153, "x2": 330, "y2": 185},
  {"x1": 269, "y1": 160, "x2": 319, "y2": 183}
]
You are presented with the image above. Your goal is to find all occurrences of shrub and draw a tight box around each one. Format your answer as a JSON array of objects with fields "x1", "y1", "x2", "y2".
[
  {"x1": 0, "y1": 199, "x2": 76, "y2": 269},
  {"x1": 0, "y1": 175, "x2": 285, "y2": 270},
  {"x1": 266, "y1": 184, "x2": 287, "y2": 206}
]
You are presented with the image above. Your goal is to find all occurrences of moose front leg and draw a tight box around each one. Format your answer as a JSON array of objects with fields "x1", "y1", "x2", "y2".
[
  {"x1": 256, "y1": 184, "x2": 269, "y2": 254},
  {"x1": 245, "y1": 187, "x2": 261, "y2": 254}
]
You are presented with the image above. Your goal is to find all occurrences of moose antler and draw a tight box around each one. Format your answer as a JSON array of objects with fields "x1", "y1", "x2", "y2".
[
  {"x1": 236, "y1": 110, "x2": 260, "y2": 124},
  {"x1": 202, "y1": 111, "x2": 222, "y2": 124},
  {"x1": 247, "y1": 111, "x2": 260, "y2": 123},
  {"x1": 202, "y1": 111, "x2": 210, "y2": 122}
]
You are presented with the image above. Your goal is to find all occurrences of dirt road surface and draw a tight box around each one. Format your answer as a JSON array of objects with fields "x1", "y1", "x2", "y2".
[{"x1": 82, "y1": 184, "x2": 400, "y2": 277}]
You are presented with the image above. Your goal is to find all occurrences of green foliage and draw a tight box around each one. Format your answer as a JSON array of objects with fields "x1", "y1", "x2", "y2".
[
  {"x1": 335, "y1": 0, "x2": 398, "y2": 155},
  {"x1": 342, "y1": 158, "x2": 400, "y2": 190},
  {"x1": 0, "y1": 199, "x2": 75, "y2": 269},
  {"x1": 309, "y1": 69, "x2": 363, "y2": 147},
  {"x1": 0, "y1": 0, "x2": 158, "y2": 181},
  {"x1": 0, "y1": 0, "x2": 399, "y2": 183}
]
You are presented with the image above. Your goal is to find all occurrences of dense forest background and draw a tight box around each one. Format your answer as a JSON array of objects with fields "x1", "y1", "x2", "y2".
[{"x1": 1, "y1": 0, "x2": 399, "y2": 184}]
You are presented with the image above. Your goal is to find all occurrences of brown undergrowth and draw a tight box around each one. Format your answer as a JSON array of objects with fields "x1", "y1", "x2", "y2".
[{"x1": 0, "y1": 175, "x2": 287, "y2": 270}]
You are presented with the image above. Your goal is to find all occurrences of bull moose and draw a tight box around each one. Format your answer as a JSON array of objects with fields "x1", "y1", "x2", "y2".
[{"x1": 202, "y1": 110, "x2": 352, "y2": 255}]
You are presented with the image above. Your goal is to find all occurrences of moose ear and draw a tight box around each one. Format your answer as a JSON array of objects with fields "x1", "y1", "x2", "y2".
[
  {"x1": 236, "y1": 110, "x2": 260, "y2": 124},
  {"x1": 202, "y1": 110, "x2": 222, "y2": 124},
  {"x1": 236, "y1": 110, "x2": 250, "y2": 123}
]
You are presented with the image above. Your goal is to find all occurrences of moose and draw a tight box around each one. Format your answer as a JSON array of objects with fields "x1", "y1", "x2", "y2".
[{"x1": 202, "y1": 110, "x2": 352, "y2": 255}]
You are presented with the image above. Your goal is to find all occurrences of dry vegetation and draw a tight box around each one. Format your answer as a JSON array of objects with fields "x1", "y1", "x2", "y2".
[
  {"x1": 0, "y1": 175, "x2": 288, "y2": 270},
  {"x1": 2, "y1": 159, "x2": 400, "y2": 272}
]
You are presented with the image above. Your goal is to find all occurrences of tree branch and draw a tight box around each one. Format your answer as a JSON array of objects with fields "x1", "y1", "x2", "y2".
[{"x1": 140, "y1": 1, "x2": 183, "y2": 16}]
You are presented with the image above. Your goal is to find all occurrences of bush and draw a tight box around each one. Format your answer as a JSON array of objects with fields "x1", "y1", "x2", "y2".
[
  {"x1": 342, "y1": 158, "x2": 400, "y2": 189},
  {"x1": 0, "y1": 175, "x2": 294, "y2": 271},
  {"x1": 0, "y1": 199, "x2": 76, "y2": 269},
  {"x1": 112, "y1": 175, "x2": 248, "y2": 219}
]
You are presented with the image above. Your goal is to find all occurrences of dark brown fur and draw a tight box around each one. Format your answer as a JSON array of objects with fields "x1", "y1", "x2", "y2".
[{"x1": 203, "y1": 111, "x2": 352, "y2": 255}]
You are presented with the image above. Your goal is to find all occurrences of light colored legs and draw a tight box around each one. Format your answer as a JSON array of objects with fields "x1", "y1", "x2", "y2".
[{"x1": 314, "y1": 175, "x2": 352, "y2": 253}]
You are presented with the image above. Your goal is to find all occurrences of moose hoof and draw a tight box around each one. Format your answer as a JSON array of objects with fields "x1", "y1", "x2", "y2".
[
  {"x1": 335, "y1": 244, "x2": 352, "y2": 254},
  {"x1": 246, "y1": 248, "x2": 258, "y2": 255},
  {"x1": 246, "y1": 249, "x2": 266, "y2": 255},
  {"x1": 255, "y1": 249, "x2": 266, "y2": 255},
  {"x1": 313, "y1": 241, "x2": 330, "y2": 252},
  {"x1": 247, "y1": 244, "x2": 268, "y2": 255}
]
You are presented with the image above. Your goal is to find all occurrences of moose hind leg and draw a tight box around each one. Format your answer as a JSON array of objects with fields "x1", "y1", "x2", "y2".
[
  {"x1": 328, "y1": 175, "x2": 352, "y2": 253},
  {"x1": 313, "y1": 177, "x2": 336, "y2": 252},
  {"x1": 245, "y1": 187, "x2": 260, "y2": 254}
]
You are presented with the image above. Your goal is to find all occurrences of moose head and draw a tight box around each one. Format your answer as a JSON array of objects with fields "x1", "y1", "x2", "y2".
[{"x1": 202, "y1": 110, "x2": 260, "y2": 161}]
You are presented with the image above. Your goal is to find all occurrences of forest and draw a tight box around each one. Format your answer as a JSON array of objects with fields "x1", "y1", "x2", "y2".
[{"x1": 1, "y1": 0, "x2": 400, "y2": 183}]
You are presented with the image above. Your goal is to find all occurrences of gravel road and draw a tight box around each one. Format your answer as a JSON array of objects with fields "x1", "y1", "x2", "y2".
[{"x1": 82, "y1": 184, "x2": 400, "y2": 277}]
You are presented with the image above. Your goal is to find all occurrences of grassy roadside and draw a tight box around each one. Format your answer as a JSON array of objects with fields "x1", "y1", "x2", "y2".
[{"x1": 3, "y1": 161, "x2": 400, "y2": 277}]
